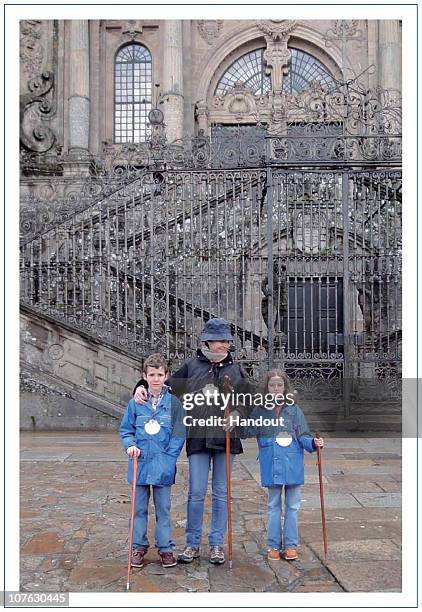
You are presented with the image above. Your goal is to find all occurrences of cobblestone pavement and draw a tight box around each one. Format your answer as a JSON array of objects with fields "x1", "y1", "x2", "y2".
[{"x1": 20, "y1": 433, "x2": 402, "y2": 593}]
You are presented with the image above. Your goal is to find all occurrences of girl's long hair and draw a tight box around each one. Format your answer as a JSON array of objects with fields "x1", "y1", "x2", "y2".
[{"x1": 261, "y1": 369, "x2": 295, "y2": 404}]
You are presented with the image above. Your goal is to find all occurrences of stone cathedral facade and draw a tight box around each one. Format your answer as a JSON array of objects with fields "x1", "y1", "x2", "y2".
[{"x1": 20, "y1": 20, "x2": 402, "y2": 430}]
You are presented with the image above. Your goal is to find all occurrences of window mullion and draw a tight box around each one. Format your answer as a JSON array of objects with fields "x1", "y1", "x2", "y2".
[{"x1": 132, "y1": 61, "x2": 135, "y2": 142}]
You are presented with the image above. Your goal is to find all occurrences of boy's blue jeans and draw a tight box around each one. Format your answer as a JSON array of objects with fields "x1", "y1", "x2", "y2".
[
  {"x1": 267, "y1": 484, "x2": 302, "y2": 549},
  {"x1": 186, "y1": 450, "x2": 234, "y2": 547},
  {"x1": 132, "y1": 484, "x2": 174, "y2": 553}
]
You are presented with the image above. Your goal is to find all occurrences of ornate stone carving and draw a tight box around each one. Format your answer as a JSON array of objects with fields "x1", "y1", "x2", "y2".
[
  {"x1": 20, "y1": 20, "x2": 44, "y2": 77},
  {"x1": 294, "y1": 211, "x2": 328, "y2": 254},
  {"x1": 197, "y1": 20, "x2": 224, "y2": 45},
  {"x1": 227, "y1": 83, "x2": 254, "y2": 120},
  {"x1": 256, "y1": 19, "x2": 297, "y2": 41},
  {"x1": 331, "y1": 19, "x2": 360, "y2": 39},
  {"x1": 122, "y1": 20, "x2": 143, "y2": 40},
  {"x1": 212, "y1": 82, "x2": 257, "y2": 122},
  {"x1": 266, "y1": 91, "x2": 288, "y2": 136},
  {"x1": 20, "y1": 71, "x2": 57, "y2": 153},
  {"x1": 48, "y1": 343, "x2": 65, "y2": 361},
  {"x1": 195, "y1": 99, "x2": 209, "y2": 133},
  {"x1": 263, "y1": 40, "x2": 291, "y2": 92},
  {"x1": 257, "y1": 20, "x2": 298, "y2": 92}
]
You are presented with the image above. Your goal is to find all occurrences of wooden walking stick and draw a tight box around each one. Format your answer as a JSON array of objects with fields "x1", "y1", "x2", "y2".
[
  {"x1": 223, "y1": 375, "x2": 233, "y2": 569},
  {"x1": 315, "y1": 431, "x2": 328, "y2": 558},
  {"x1": 126, "y1": 451, "x2": 138, "y2": 591}
]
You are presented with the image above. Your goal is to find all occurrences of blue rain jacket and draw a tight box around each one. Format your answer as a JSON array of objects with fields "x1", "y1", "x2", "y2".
[
  {"x1": 249, "y1": 403, "x2": 316, "y2": 487},
  {"x1": 119, "y1": 386, "x2": 185, "y2": 486}
]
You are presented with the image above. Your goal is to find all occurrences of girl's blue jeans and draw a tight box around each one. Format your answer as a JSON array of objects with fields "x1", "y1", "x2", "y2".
[
  {"x1": 186, "y1": 450, "x2": 234, "y2": 547},
  {"x1": 267, "y1": 484, "x2": 302, "y2": 549},
  {"x1": 132, "y1": 484, "x2": 174, "y2": 553}
]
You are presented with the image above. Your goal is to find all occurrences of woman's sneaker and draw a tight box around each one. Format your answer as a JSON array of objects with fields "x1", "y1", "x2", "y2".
[
  {"x1": 281, "y1": 548, "x2": 298, "y2": 560},
  {"x1": 209, "y1": 546, "x2": 225, "y2": 564},
  {"x1": 267, "y1": 548, "x2": 280, "y2": 561},
  {"x1": 177, "y1": 545, "x2": 200, "y2": 563},
  {"x1": 159, "y1": 551, "x2": 177, "y2": 567}
]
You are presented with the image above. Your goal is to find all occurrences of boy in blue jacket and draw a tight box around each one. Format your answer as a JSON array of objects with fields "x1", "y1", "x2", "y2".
[
  {"x1": 248, "y1": 369, "x2": 324, "y2": 562},
  {"x1": 119, "y1": 353, "x2": 185, "y2": 569}
]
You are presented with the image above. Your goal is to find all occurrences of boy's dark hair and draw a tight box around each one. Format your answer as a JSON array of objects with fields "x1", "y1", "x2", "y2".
[{"x1": 143, "y1": 353, "x2": 169, "y2": 375}]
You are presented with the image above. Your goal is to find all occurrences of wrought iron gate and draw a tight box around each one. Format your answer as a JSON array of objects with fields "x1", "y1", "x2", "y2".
[{"x1": 20, "y1": 81, "x2": 402, "y2": 409}]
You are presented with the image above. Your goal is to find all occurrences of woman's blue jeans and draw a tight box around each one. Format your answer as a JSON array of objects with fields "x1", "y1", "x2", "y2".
[
  {"x1": 132, "y1": 484, "x2": 174, "y2": 553},
  {"x1": 267, "y1": 484, "x2": 302, "y2": 549},
  {"x1": 186, "y1": 450, "x2": 234, "y2": 547}
]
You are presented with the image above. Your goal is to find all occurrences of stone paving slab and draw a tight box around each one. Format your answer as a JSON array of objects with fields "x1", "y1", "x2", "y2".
[
  {"x1": 341, "y1": 465, "x2": 402, "y2": 477},
  {"x1": 300, "y1": 493, "x2": 363, "y2": 509},
  {"x1": 352, "y1": 492, "x2": 402, "y2": 507},
  {"x1": 299, "y1": 507, "x2": 401, "y2": 524},
  {"x1": 302, "y1": 481, "x2": 384, "y2": 493},
  {"x1": 19, "y1": 432, "x2": 402, "y2": 593},
  {"x1": 299, "y1": 521, "x2": 401, "y2": 542},
  {"x1": 313, "y1": 561, "x2": 402, "y2": 592},
  {"x1": 21, "y1": 451, "x2": 73, "y2": 462},
  {"x1": 374, "y1": 480, "x2": 402, "y2": 492},
  {"x1": 65, "y1": 454, "x2": 127, "y2": 462},
  {"x1": 308, "y1": 539, "x2": 400, "y2": 563}
]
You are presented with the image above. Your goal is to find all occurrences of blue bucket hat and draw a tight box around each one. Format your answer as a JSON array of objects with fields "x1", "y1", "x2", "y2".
[{"x1": 200, "y1": 318, "x2": 234, "y2": 342}]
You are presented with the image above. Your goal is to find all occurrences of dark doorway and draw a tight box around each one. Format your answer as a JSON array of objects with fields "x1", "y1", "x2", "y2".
[{"x1": 286, "y1": 277, "x2": 344, "y2": 356}]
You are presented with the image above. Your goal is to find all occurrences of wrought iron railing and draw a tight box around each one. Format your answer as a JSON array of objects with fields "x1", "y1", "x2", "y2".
[{"x1": 20, "y1": 80, "x2": 402, "y2": 403}]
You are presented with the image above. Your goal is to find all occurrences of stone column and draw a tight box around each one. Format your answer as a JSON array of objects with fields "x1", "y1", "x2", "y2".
[
  {"x1": 68, "y1": 20, "x2": 90, "y2": 153},
  {"x1": 89, "y1": 20, "x2": 100, "y2": 155},
  {"x1": 162, "y1": 20, "x2": 184, "y2": 142},
  {"x1": 182, "y1": 20, "x2": 194, "y2": 137},
  {"x1": 379, "y1": 20, "x2": 401, "y2": 91}
]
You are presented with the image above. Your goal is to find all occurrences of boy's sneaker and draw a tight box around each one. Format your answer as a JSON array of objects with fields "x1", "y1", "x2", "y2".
[
  {"x1": 159, "y1": 551, "x2": 177, "y2": 568},
  {"x1": 209, "y1": 545, "x2": 225, "y2": 564},
  {"x1": 267, "y1": 548, "x2": 280, "y2": 561},
  {"x1": 177, "y1": 546, "x2": 200, "y2": 563},
  {"x1": 131, "y1": 547, "x2": 147, "y2": 567},
  {"x1": 281, "y1": 548, "x2": 298, "y2": 560}
]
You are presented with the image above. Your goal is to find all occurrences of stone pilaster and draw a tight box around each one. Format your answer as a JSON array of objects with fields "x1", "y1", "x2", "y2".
[
  {"x1": 379, "y1": 20, "x2": 401, "y2": 91},
  {"x1": 68, "y1": 20, "x2": 90, "y2": 153},
  {"x1": 162, "y1": 20, "x2": 184, "y2": 143}
]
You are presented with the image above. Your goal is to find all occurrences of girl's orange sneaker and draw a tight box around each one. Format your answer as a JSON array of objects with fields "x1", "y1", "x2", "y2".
[
  {"x1": 267, "y1": 548, "x2": 280, "y2": 561},
  {"x1": 281, "y1": 548, "x2": 298, "y2": 560}
]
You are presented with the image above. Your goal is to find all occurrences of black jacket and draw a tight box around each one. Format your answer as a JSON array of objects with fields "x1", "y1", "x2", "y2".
[{"x1": 133, "y1": 349, "x2": 255, "y2": 457}]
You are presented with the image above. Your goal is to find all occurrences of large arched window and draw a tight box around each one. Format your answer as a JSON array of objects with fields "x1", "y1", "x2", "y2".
[
  {"x1": 215, "y1": 48, "x2": 336, "y2": 96},
  {"x1": 114, "y1": 44, "x2": 152, "y2": 143}
]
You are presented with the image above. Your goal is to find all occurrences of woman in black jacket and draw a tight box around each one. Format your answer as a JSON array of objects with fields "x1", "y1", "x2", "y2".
[{"x1": 133, "y1": 318, "x2": 253, "y2": 565}]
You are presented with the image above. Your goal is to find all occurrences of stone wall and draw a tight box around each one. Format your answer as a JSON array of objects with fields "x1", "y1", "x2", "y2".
[{"x1": 20, "y1": 308, "x2": 143, "y2": 430}]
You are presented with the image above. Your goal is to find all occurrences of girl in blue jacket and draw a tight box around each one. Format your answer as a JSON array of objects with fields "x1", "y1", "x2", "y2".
[
  {"x1": 119, "y1": 353, "x2": 185, "y2": 569},
  {"x1": 249, "y1": 369, "x2": 324, "y2": 561}
]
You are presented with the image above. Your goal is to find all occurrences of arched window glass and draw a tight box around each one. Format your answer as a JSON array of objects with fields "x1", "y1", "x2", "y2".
[
  {"x1": 215, "y1": 49, "x2": 271, "y2": 96},
  {"x1": 114, "y1": 44, "x2": 152, "y2": 143},
  {"x1": 215, "y1": 48, "x2": 336, "y2": 96},
  {"x1": 282, "y1": 49, "x2": 336, "y2": 94}
]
